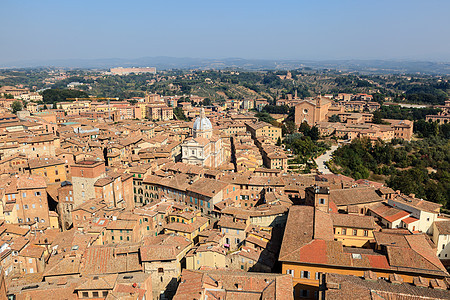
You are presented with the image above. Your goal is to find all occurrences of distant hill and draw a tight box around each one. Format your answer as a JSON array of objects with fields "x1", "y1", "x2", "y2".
[{"x1": 1, "y1": 56, "x2": 450, "y2": 75}]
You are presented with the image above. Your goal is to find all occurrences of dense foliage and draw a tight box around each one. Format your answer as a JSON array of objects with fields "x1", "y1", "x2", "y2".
[
  {"x1": 11, "y1": 100, "x2": 23, "y2": 113},
  {"x1": 173, "y1": 107, "x2": 189, "y2": 121},
  {"x1": 405, "y1": 86, "x2": 448, "y2": 104},
  {"x1": 372, "y1": 105, "x2": 441, "y2": 122},
  {"x1": 41, "y1": 89, "x2": 89, "y2": 105},
  {"x1": 331, "y1": 137, "x2": 450, "y2": 209}
]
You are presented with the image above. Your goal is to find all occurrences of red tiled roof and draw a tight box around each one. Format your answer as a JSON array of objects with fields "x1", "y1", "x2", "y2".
[
  {"x1": 298, "y1": 240, "x2": 327, "y2": 264},
  {"x1": 402, "y1": 216, "x2": 419, "y2": 224},
  {"x1": 367, "y1": 254, "x2": 390, "y2": 269}
]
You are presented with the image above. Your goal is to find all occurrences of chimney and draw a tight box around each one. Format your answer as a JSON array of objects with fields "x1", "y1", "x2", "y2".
[
  {"x1": 430, "y1": 279, "x2": 446, "y2": 290},
  {"x1": 363, "y1": 271, "x2": 377, "y2": 281},
  {"x1": 389, "y1": 274, "x2": 403, "y2": 285},
  {"x1": 413, "y1": 277, "x2": 429, "y2": 288}
]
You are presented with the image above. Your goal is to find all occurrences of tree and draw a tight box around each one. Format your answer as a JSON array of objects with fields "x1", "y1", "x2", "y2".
[
  {"x1": 328, "y1": 114, "x2": 340, "y2": 123},
  {"x1": 173, "y1": 107, "x2": 188, "y2": 121},
  {"x1": 276, "y1": 137, "x2": 282, "y2": 146},
  {"x1": 11, "y1": 100, "x2": 23, "y2": 113},
  {"x1": 202, "y1": 98, "x2": 212, "y2": 106},
  {"x1": 41, "y1": 89, "x2": 89, "y2": 104},
  {"x1": 255, "y1": 112, "x2": 274, "y2": 124},
  {"x1": 283, "y1": 120, "x2": 297, "y2": 135},
  {"x1": 298, "y1": 121, "x2": 310, "y2": 134},
  {"x1": 308, "y1": 126, "x2": 320, "y2": 141}
]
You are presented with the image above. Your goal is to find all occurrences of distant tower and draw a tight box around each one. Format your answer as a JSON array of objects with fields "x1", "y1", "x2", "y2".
[
  {"x1": 192, "y1": 108, "x2": 213, "y2": 139},
  {"x1": 294, "y1": 89, "x2": 298, "y2": 99}
]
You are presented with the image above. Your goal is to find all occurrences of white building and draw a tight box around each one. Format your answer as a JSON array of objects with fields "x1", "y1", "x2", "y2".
[
  {"x1": 432, "y1": 220, "x2": 450, "y2": 260},
  {"x1": 181, "y1": 108, "x2": 224, "y2": 168}
]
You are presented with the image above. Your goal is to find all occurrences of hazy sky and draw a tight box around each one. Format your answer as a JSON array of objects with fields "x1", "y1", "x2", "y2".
[{"x1": 1, "y1": 0, "x2": 449, "y2": 64}]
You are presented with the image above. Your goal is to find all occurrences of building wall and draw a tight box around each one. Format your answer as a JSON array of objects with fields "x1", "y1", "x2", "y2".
[
  {"x1": 16, "y1": 187, "x2": 50, "y2": 227},
  {"x1": 282, "y1": 262, "x2": 441, "y2": 300},
  {"x1": 71, "y1": 162, "x2": 105, "y2": 207},
  {"x1": 187, "y1": 251, "x2": 226, "y2": 270},
  {"x1": 30, "y1": 164, "x2": 67, "y2": 183},
  {"x1": 433, "y1": 223, "x2": 450, "y2": 259},
  {"x1": 333, "y1": 227, "x2": 374, "y2": 247},
  {"x1": 220, "y1": 227, "x2": 246, "y2": 250},
  {"x1": 72, "y1": 176, "x2": 100, "y2": 207},
  {"x1": 57, "y1": 185, "x2": 74, "y2": 230}
]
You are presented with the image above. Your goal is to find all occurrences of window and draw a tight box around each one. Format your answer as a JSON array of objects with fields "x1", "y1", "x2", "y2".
[
  {"x1": 24, "y1": 205, "x2": 28, "y2": 209},
  {"x1": 158, "y1": 268, "x2": 164, "y2": 273},
  {"x1": 342, "y1": 228, "x2": 346, "y2": 235},
  {"x1": 103, "y1": 291, "x2": 108, "y2": 297},
  {"x1": 353, "y1": 229, "x2": 358, "y2": 236},
  {"x1": 301, "y1": 271, "x2": 310, "y2": 279},
  {"x1": 364, "y1": 230, "x2": 368, "y2": 237},
  {"x1": 35, "y1": 191, "x2": 41, "y2": 196},
  {"x1": 92, "y1": 292, "x2": 98, "y2": 297},
  {"x1": 286, "y1": 269, "x2": 294, "y2": 277},
  {"x1": 319, "y1": 198, "x2": 325, "y2": 205},
  {"x1": 300, "y1": 289, "x2": 309, "y2": 298},
  {"x1": 82, "y1": 292, "x2": 89, "y2": 298},
  {"x1": 22, "y1": 192, "x2": 26, "y2": 198},
  {"x1": 315, "y1": 272, "x2": 320, "y2": 280}
]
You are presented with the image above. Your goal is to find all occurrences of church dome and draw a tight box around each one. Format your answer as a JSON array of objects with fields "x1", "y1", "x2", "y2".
[{"x1": 193, "y1": 108, "x2": 212, "y2": 132}]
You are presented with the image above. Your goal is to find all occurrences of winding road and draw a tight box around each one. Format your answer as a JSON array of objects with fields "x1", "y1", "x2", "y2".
[{"x1": 314, "y1": 145, "x2": 338, "y2": 174}]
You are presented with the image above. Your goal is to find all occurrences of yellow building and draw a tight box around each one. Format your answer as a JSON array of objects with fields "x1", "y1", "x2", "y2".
[
  {"x1": 49, "y1": 211, "x2": 59, "y2": 229},
  {"x1": 28, "y1": 157, "x2": 67, "y2": 183},
  {"x1": 186, "y1": 243, "x2": 227, "y2": 270},
  {"x1": 279, "y1": 206, "x2": 448, "y2": 299},
  {"x1": 245, "y1": 121, "x2": 282, "y2": 144},
  {"x1": 164, "y1": 208, "x2": 210, "y2": 243},
  {"x1": 330, "y1": 213, "x2": 377, "y2": 247}
]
